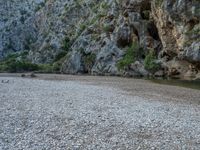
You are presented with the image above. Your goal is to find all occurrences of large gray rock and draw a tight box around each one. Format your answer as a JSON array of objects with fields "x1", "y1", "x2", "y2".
[
  {"x1": 92, "y1": 41, "x2": 124, "y2": 75},
  {"x1": 130, "y1": 61, "x2": 149, "y2": 76},
  {"x1": 61, "y1": 51, "x2": 84, "y2": 74}
]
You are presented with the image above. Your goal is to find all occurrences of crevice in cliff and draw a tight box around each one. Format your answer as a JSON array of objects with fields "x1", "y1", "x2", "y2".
[
  {"x1": 132, "y1": 26, "x2": 139, "y2": 41},
  {"x1": 187, "y1": 19, "x2": 199, "y2": 30},
  {"x1": 147, "y1": 21, "x2": 160, "y2": 41},
  {"x1": 140, "y1": 1, "x2": 151, "y2": 20},
  {"x1": 147, "y1": 21, "x2": 163, "y2": 55}
]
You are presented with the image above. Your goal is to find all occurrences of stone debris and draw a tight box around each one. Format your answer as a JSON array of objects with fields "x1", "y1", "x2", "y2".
[{"x1": 0, "y1": 77, "x2": 200, "y2": 149}]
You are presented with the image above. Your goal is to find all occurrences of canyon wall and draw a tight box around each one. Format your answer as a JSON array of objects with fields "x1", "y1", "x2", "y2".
[{"x1": 0, "y1": 0, "x2": 200, "y2": 79}]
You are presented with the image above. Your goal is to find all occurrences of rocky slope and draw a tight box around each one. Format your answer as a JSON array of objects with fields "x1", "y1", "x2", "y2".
[{"x1": 0, "y1": 0, "x2": 200, "y2": 79}]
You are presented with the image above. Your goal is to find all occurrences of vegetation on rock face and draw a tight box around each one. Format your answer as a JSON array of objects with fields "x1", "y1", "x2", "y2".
[
  {"x1": 117, "y1": 43, "x2": 160, "y2": 74},
  {"x1": 62, "y1": 36, "x2": 71, "y2": 51},
  {"x1": 141, "y1": 10, "x2": 150, "y2": 20},
  {"x1": 103, "y1": 25, "x2": 113, "y2": 33},
  {"x1": 155, "y1": 0, "x2": 163, "y2": 7},
  {"x1": 117, "y1": 43, "x2": 144, "y2": 70},
  {"x1": 53, "y1": 51, "x2": 67, "y2": 62},
  {"x1": 0, "y1": 52, "x2": 39, "y2": 72},
  {"x1": 42, "y1": 36, "x2": 73, "y2": 72},
  {"x1": 100, "y1": 2, "x2": 109, "y2": 10},
  {"x1": 144, "y1": 50, "x2": 160, "y2": 72},
  {"x1": 83, "y1": 53, "x2": 96, "y2": 72},
  {"x1": 35, "y1": 2, "x2": 46, "y2": 12},
  {"x1": 77, "y1": 47, "x2": 96, "y2": 73},
  {"x1": 37, "y1": 64, "x2": 54, "y2": 73},
  {"x1": 0, "y1": 50, "x2": 67, "y2": 73},
  {"x1": 185, "y1": 26, "x2": 200, "y2": 36}
]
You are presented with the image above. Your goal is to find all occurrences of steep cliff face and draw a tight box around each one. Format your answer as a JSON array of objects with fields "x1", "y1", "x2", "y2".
[
  {"x1": 62, "y1": 0, "x2": 200, "y2": 79},
  {"x1": 151, "y1": 0, "x2": 200, "y2": 78},
  {"x1": 0, "y1": 0, "x2": 39, "y2": 58},
  {"x1": 28, "y1": 0, "x2": 101, "y2": 63},
  {"x1": 0, "y1": 0, "x2": 101, "y2": 63},
  {"x1": 62, "y1": 0, "x2": 163, "y2": 76},
  {"x1": 0, "y1": 0, "x2": 200, "y2": 79}
]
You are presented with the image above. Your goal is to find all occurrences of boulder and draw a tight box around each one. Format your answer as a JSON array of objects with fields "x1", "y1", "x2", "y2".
[
  {"x1": 61, "y1": 51, "x2": 84, "y2": 74},
  {"x1": 129, "y1": 61, "x2": 149, "y2": 76}
]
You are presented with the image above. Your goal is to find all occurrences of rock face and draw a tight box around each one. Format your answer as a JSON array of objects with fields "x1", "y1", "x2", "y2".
[
  {"x1": 0, "y1": 0, "x2": 39, "y2": 58},
  {"x1": 0, "y1": 0, "x2": 200, "y2": 78}
]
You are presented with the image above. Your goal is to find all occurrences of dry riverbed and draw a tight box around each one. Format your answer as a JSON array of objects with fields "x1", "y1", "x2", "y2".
[{"x1": 0, "y1": 74, "x2": 200, "y2": 149}]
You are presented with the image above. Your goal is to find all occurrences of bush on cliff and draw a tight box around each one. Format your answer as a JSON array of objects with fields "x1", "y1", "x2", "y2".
[
  {"x1": 0, "y1": 52, "x2": 61, "y2": 73},
  {"x1": 144, "y1": 50, "x2": 160, "y2": 72},
  {"x1": 0, "y1": 59, "x2": 39, "y2": 73},
  {"x1": 117, "y1": 42, "x2": 144, "y2": 70},
  {"x1": 0, "y1": 52, "x2": 39, "y2": 72}
]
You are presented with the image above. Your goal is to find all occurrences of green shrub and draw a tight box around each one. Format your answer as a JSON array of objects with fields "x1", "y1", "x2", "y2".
[
  {"x1": 0, "y1": 50, "x2": 65, "y2": 73},
  {"x1": 185, "y1": 27, "x2": 200, "y2": 36},
  {"x1": 0, "y1": 64, "x2": 8, "y2": 72},
  {"x1": 35, "y1": 2, "x2": 45, "y2": 12},
  {"x1": 0, "y1": 51, "x2": 39, "y2": 72},
  {"x1": 53, "y1": 51, "x2": 67, "y2": 62},
  {"x1": 3, "y1": 53, "x2": 18, "y2": 60},
  {"x1": 77, "y1": 48, "x2": 85, "y2": 54},
  {"x1": 83, "y1": 53, "x2": 96, "y2": 73},
  {"x1": 0, "y1": 59, "x2": 39, "y2": 73},
  {"x1": 79, "y1": 24, "x2": 87, "y2": 32},
  {"x1": 102, "y1": 25, "x2": 112, "y2": 33},
  {"x1": 84, "y1": 53, "x2": 96, "y2": 66},
  {"x1": 38, "y1": 64, "x2": 53, "y2": 73},
  {"x1": 62, "y1": 36, "x2": 71, "y2": 51},
  {"x1": 91, "y1": 4, "x2": 98, "y2": 13},
  {"x1": 101, "y1": 2, "x2": 109, "y2": 9},
  {"x1": 52, "y1": 62, "x2": 61, "y2": 72},
  {"x1": 117, "y1": 42, "x2": 143, "y2": 69},
  {"x1": 142, "y1": 10, "x2": 150, "y2": 20},
  {"x1": 144, "y1": 50, "x2": 160, "y2": 72},
  {"x1": 90, "y1": 16, "x2": 98, "y2": 25},
  {"x1": 155, "y1": 0, "x2": 163, "y2": 7}
]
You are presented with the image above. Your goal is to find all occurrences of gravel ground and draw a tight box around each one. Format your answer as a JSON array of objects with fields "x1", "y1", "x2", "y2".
[{"x1": 0, "y1": 75, "x2": 200, "y2": 150}]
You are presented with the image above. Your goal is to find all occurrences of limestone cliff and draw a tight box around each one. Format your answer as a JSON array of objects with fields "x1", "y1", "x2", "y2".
[{"x1": 0, "y1": 0, "x2": 200, "y2": 79}]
